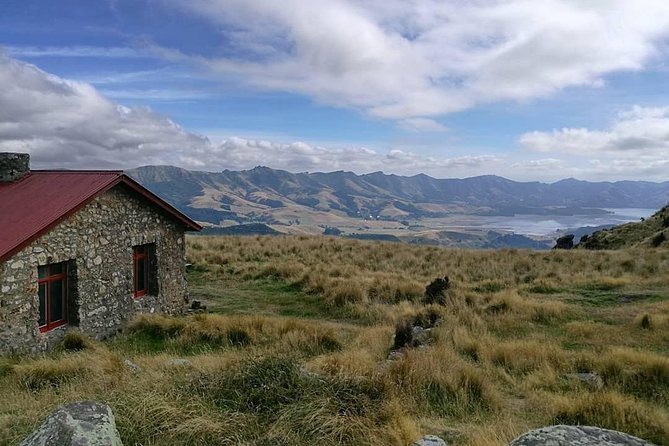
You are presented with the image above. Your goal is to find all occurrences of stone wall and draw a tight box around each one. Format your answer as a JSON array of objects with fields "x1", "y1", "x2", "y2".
[{"x1": 0, "y1": 184, "x2": 189, "y2": 353}]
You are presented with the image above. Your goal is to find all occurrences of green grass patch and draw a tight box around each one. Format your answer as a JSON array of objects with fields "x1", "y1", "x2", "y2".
[
  {"x1": 473, "y1": 281, "x2": 506, "y2": 294},
  {"x1": 189, "y1": 268, "x2": 352, "y2": 321}
]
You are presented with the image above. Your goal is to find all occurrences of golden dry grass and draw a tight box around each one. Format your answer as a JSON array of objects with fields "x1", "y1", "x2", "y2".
[{"x1": 1, "y1": 235, "x2": 669, "y2": 445}]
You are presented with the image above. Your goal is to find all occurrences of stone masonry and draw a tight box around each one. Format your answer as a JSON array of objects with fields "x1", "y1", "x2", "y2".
[{"x1": 0, "y1": 184, "x2": 189, "y2": 353}]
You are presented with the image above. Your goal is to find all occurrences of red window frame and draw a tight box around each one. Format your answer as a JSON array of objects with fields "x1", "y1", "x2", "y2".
[
  {"x1": 133, "y1": 245, "x2": 150, "y2": 298},
  {"x1": 38, "y1": 263, "x2": 68, "y2": 333}
]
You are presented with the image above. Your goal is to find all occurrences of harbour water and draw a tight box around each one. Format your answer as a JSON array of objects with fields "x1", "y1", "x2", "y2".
[{"x1": 441, "y1": 208, "x2": 657, "y2": 236}]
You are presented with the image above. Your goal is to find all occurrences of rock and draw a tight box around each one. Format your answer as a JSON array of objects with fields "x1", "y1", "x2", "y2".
[
  {"x1": 411, "y1": 326, "x2": 432, "y2": 347},
  {"x1": 19, "y1": 401, "x2": 122, "y2": 446},
  {"x1": 412, "y1": 434, "x2": 448, "y2": 446},
  {"x1": 508, "y1": 425, "x2": 656, "y2": 446},
  {"x1": 123, "y1": 359, "x2": 141, "y2": 374},
  {"x1": 563, "y1": 372, "x2": 603, "y2": 389},
  {"x1": 188, "y1": 300, "x2": 207, "y2": 313},
  {"x1": 165, "y1": 358, "x2": 192, "y2": 367},
  {"x1": 553, "y1": 234, "x2": 575, "y2": 249},
  {"x1": 387, "y1": 350, "x2": 403, "y2": 361}
]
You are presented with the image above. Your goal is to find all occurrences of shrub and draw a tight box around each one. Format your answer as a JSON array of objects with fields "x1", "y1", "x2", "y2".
[
  {"x1": 226, "y1": 327, "x2": 252, "y2": 346},
  {"x1": 0, "y1": 358, "x2": 13, "y2": 378},
  {"x1": 639, "y1": 314, "x2": 652, "y2": 330},
  {"x1": 392, "y1": 319, "x2": 414, "y2": 350},
  {"x1": 651, "y1": 232, "x2": 666, "y2": 247},
  {"x1": 128, "y1": 315, "x2": 186, "y2": 340},
  {"x1": 58, "y1": 330, "x2": 94, "y2": 352},
  {"x1": 423, "y1": 276, "x2": 450, "y2": 304}
]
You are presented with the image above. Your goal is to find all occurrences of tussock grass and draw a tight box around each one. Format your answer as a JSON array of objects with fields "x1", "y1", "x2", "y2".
[
  {"x1": 2, "y1": 235, "x2": 669, "y2": 445},
  {"x1": 56, "y1": 330, "x2": 97, "y2": 352},
  {"x1": 549, "y1": 391, "x2": 669, "y2": 445},
  {"x1": 596, "y1": 348, "x2": 669, "y2": 403}
]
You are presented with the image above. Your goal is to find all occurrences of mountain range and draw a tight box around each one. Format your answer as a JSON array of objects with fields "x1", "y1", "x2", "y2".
[{"x1": 128, "y1": 165, "x2": 669, "y2": 227}]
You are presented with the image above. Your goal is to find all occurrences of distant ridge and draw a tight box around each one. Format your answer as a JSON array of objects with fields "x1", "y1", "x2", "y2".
[{"x1": 127, "y1": 165, "x2": 669, "y2": 226}]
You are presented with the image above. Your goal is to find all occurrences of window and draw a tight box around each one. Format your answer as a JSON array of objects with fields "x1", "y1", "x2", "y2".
[
  {"x1": 133, "y1": 243, "x2": 157, "y2": 297},
  {"x1": 38, "y1": 262, "x2": 68, "y2": 332}
]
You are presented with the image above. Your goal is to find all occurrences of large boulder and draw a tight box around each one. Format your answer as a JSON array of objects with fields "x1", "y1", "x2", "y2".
[
  {"x1": 412, "y1": 434, "x2": 448, "y2": 446},
  {"x1": 20, "y1": 401, "x2": 122, "y2": 446},
  {"x1": 508, "y1": 425, "x2": 655, "y2": 446}
]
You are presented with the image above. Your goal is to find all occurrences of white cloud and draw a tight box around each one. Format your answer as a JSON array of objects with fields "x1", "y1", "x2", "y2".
[
  {"x1": 4, "y1": 45, "x2": 146, "y2": 59},
  {"x1": 519, "y1": 105, "x2": 669, "y2": 156},
  {"x1": 0, "y1": 52, "x2": 500, "y2": 176},
  {"x1": 398, "y1": 118, "x2": 448, "y2": 132},
  {"x1": 0, "y1": 52, "x2": 211, "y2": 169},
  {"x1": 3, "y1": 50, "x2": 667, "y2": 181},
  {"x1": 511, "y1": 158, "x2": 566, "y2": 171},
  {"x1": 171, "y1": 0, "x2": 669, "y2": 123}
]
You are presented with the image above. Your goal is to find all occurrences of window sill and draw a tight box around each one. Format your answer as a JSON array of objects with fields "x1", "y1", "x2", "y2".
[{"x1": 39, "y1": 321, "x2": 67, "y2": 333}]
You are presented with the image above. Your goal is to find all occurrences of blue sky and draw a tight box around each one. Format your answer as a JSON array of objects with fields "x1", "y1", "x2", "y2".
[{"x1": 1, "y1": 0, "x2": 669, "y2": 181}]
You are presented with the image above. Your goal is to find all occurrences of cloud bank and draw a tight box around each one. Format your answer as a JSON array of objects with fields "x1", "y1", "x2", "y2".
[
  {"x1": 0, "y1": 52, "x2": 499, "y2": 176},
  {"x1": 521, "y1": 106, "x2": 669, "y2": 156},
  {"x1": 1, "y1": 49, "x2": 668, "y2": 181},
  {"x1": 175, "y1": 0, "x2": 669, "y2": 122}
]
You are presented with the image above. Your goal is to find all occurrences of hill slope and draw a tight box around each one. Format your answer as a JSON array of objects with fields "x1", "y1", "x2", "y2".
[{"x1": 578, "y1": 205, "x2": 669, "y2": 249}]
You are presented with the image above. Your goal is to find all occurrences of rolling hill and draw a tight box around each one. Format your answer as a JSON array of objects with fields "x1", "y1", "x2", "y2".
[{"x1": 577, "y1": 205, "x2": 669, "y2": 249}]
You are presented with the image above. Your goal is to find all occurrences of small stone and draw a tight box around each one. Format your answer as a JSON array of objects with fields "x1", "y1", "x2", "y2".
[
  {"x1": 1, "y1": 285, "x2": 10, "y2": 293},
  {"x1": 93, "y1": 256, "x2": 103, "y2": 266},
  {"x1": 10, "y1": 260, "x2": 24, "y2": 269},
  {"x1": 563, "y1": 372, "x2": 603, "y2": 389},
  {"x1": 412, "y1": 435, "x2": 448, "y2": 446},
  {"x1": 123, "y1": 359, "x2": 141, "y2": 374},
  {"x1": 165, "y1": 358, "x2": 192, "y2": 368},
  {"x1": 387, "y1": 350, "x2": 403, "y2": 361}
]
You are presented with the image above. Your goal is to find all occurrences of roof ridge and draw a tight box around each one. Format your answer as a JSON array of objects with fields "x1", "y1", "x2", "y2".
[{"x1": 29, "y1": 170, "x2": 124, "y2": 174}]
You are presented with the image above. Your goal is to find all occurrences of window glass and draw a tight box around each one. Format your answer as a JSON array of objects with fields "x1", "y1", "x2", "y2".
[
  {"x1": 136, "y1": 257, "x2": 146, "y2": 292},
  {"x1": 38, "y1": 283, "x2": 46, "y2": 327},
  {"x1": 133, "y1": 243, "x2": 155, "y2": 297},
  {"x1": 50, "y1": 280, "x2": 65, "y2": 323},
  {"x1": 37, "y1": 261, "x2": 69, "y2": 332},
  {"x1": 50, "y1": 263, "x2": 63, "y2": 275}
]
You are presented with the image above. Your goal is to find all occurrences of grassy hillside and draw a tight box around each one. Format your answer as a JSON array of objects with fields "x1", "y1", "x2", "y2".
[
  {"x1": 1, "y1": 236, "x2": 669, "y2": 445},
  {"x1": 578, "y1": 205, "x2": 669, "y2": 249}
]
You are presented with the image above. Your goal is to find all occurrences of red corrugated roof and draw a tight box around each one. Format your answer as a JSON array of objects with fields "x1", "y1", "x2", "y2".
[{"x1": 0, "y1": 171, "x2": 201, "y2": 263}]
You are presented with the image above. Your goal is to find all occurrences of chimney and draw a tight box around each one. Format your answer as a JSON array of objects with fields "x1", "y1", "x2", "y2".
[{"x1": 0, "y1": 153, "x2": 30, "y2": 183}]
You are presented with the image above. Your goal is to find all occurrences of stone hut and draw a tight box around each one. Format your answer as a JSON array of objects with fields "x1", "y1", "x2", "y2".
[{"x1": 0, "y1": 153, "x2": 201, "y2": 353}]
